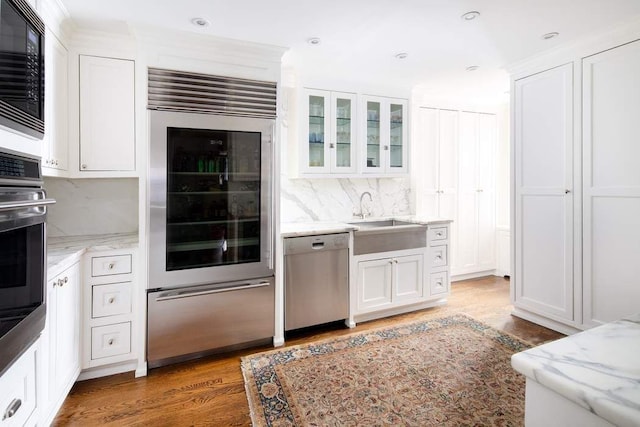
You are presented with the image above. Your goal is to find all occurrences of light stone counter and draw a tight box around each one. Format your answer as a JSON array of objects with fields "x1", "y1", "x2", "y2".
[
  {"x1": 47, "y1": 232, "x2": 138, "y2": 278},
  {"x1": 511, "y1": 313, "x2": 640, "y2": 427},
  {"x1": 281, "y1": 216, "x2": 452, "y2": 238}
]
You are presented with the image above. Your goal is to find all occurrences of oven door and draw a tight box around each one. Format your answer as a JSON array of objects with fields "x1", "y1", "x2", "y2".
[
  {"x1": 149, "y1": 110, "x2": 274, "y2": 289},
  {"x1": 0, "y1": 187, "x2": 54, "y2": 374}
]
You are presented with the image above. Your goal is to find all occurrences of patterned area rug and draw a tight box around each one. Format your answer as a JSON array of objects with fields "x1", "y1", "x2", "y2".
[{"x1": 241, "y1": 314, "x2": 531, "y2": 426}]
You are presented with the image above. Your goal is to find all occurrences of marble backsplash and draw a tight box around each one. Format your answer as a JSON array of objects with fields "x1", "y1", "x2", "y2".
[
  {"x1": 280, "y1": 177, "x2": 412, "y2": 223},
  {"x1": 44, "y1": 177, "x2": 139, "y2": 237}
]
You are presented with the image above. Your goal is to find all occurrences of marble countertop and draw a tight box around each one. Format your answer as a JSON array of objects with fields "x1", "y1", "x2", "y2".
[
  {"x1": 281, "y1": 216, "x2": 452, "y2": 238},
  {"x1": 511, "y1": 313, "x2": 640, "y2": 427},
  {"x1": 47, "y1": 232, "x2": 139, "y2": 276}
]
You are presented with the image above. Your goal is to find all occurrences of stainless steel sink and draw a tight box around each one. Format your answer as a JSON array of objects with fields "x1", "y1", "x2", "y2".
[
  {"x1": 348, "y1": 219, "x2": 427, "y2": 255},
  {"x1": 347, "y1": 219, "x2": 416, "y2": 229}
]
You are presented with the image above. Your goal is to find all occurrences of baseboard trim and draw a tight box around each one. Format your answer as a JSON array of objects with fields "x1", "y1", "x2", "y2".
[
  {"x1": 511, "y1": 307, "x2": 582, "y2": 336},
  {"x1": 78, "y1": 360, "x2": 138, "y2": 381},
  {"x1": 452, "y1": 270, "x2": 497, "y2": 282}
]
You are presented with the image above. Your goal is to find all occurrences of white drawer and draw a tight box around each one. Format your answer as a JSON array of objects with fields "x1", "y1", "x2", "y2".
[
  {"x1": 428, "y1": 226, "x2": 448, "y2": 242},
  {"x1": 92, "y1": 282, "x2": 132, "y2": 318},
  {"x1": 428, "y1": 245, "x2": 448, "y2": 268},
  {"x1": 91, "y1": 322, "x2": 131, "y2": 360},
  {"x1": 91, "y1": 254, "x2": 132, "y2": 277},
  {"x1": 429, "y1": 271, "x2": 449, "y2": 295},
  {"x1": 0, "y1": 345, "x2": 36, "y2": 427}
]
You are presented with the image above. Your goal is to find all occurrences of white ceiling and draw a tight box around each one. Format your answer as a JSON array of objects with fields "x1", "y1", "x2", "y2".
[{"x1": 59, "y1": 0, "x2": 640, "y2": 101}]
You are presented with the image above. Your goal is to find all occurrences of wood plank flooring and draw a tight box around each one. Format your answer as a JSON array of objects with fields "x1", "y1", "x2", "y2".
[{"x1": 54, "y1": 276, "x2": 564, "y2": 426}]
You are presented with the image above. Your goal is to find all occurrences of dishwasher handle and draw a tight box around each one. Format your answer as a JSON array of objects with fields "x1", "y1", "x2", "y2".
[
  {"x1": 154, "y1": 281, "x2": 271, "y2": 301},
  {"x1": 312, "y1": 241, "x2": 325, "y2": 250}
]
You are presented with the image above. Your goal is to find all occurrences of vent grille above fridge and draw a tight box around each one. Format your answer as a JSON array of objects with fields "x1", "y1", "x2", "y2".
[{"x1": 147, "y1": 68, "x2": 277, "y2": 119}]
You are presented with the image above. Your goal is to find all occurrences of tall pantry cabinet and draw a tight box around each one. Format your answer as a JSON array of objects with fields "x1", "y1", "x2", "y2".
[{"x1": 511, "y1": 38, "x2": 640, "y2": 333}]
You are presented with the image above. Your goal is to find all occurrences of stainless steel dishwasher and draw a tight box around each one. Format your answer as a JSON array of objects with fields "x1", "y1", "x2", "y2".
[{"x1": 284, "y1": 233, "x2": 349, "y2": 331}]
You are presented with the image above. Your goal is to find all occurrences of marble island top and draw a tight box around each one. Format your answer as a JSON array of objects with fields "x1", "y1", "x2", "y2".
[
  {"x1": 511, "y1": 313, "x2": 640, "y2": 427},
  {"x1": 281, "y1": 216, "x2": 452, "y2": 238},
  {"x1": 47, "y1": 232, "x2": 138, "y2": 277}
]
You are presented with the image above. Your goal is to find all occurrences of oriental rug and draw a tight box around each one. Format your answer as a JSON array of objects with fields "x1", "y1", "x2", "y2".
[{"x1": 241, "y1": 314, "x2": 531, "y2": 427}]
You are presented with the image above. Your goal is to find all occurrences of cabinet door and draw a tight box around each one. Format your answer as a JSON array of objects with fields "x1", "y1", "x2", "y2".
[
  {"x1": 330, "y1": 92, "x2": 357, "y2": 173},
  {"x1": 387, "y1": 100, "x2": 408, "y2": 173},
  {"x1": 362, "y1": 97, "x2": 383, "y2": 173},
  {"x1": 42, "y1": 31, "x2": 68, "y2": 173},
  {"x1": 416, "y1": 108, "x2": 440, "y2": 217},
  {"x1": 79, "y1": 55, "x2": 135, "y2": 171},
  {"x1": 477, "y1": 113, "x2": 496, "y2": 269},
  {"x1": 438, "y1": 109, "x2": 458, "y2": 221},
  {"x1": 393, "y1": 254, "x2": 424, "y2": 302},
  {"x1": 301, "y1": 89, "x2": 331, "y2": 173},
  {"x1": 357, "y1": 258, "x2": 393, "y2": 311},
  {"x1": 583, "y1": 40, "x2": 640, "y2": 327},
  {"x1": 46, "y1": 263, "x2": 80, "y2": 421},
  {"x1": 513, "y1": 63, "x2": 574, "y2": 322}
]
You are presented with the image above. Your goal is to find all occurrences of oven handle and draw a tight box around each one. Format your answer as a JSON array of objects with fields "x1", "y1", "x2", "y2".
[
  {"x1": 154, "y1": 281, "x2": 271, "y2": 302},
  {"x1": 0, "y1": 198, "x2": 56, "y2": 212}
]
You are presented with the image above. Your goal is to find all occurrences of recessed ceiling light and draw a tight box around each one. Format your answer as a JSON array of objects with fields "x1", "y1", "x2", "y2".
[
  {"x1": 191, "y1": 17, "x2": 210, "y2": 28},
  {"x1": 542, "y1": 32, "x2": 559, "y2": 40},
  {"x1": 307, "y1": 37, "x2": 321, "y2": 45},
  {"x1": 461, "y1": 11, "x2": 480, "y2": 21},
  {"x1": 466, "y1": 65, "x2": 479, "y2": 72},
  {"x1": 395, "y1": 52, "x2": 408, "y2": 60}
]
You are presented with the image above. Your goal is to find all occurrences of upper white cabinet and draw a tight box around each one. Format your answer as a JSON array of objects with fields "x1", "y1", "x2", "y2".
[
  {"x1": 361, "y1": 96, "x2": 408, "y2": 174},
  {"x1": 42, "y1": 30, "x2": 68, "y2": 176},
  {"x1": 79, "y1": 55, "x2": 135, "y2": 172},
  {"x1": 582, "y1": 40, "x2": 640, "y2": 327},
  {"x1": 454, "y1": 112, "x2": 496, "y2": 276},
  {"x1": 512, "y1": 63, "x2": 575, "y2": 325},
  {"x1": 301, "y1": 89, "x2": 357, "y2": 174}
]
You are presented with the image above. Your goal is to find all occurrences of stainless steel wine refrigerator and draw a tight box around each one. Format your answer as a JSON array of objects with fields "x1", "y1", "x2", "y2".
[{"x1": 147, "y1": 69, "x2": 276, "y2": 368}]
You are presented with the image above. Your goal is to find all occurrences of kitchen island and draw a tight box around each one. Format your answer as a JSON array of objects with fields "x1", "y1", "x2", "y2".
[{"x1": 511, "y1": 313, "x2": 640, "y2": 427}]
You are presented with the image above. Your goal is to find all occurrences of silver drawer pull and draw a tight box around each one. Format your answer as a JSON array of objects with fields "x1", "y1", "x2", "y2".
[
  {"x1": 3, "y1": 398, "x2": 22, "y2": 420},
  {"x1": 156, "y1": 281, "x2": 271, "y2": 301}
]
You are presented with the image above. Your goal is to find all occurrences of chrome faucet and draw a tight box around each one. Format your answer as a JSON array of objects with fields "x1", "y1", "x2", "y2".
[{"x1": 359, "y1": 192, "x2": 373, "y2": 219}]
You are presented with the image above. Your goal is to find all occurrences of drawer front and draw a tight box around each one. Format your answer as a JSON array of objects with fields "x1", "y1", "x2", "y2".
[
  {"x1": 92, "y1": 282, "x2": 132, "y2": 318},
  {"x1": 91, "y1": 322, "x2": 131, "y2": 360},
  {"x1": 0, "y1": 346, "x2": 36, "y2": 427},
  {"x1": 429, "y1": 271, "x2": 449, "y2": 295},
  {"x1": 428, "y1": 226, "x2": 448, "y2": 242},
  {"x1": 91, "y1": 254, "x2": 132, "y2": 277},
  {"x1": 428, "y1": 245, "x2": 448, "y2": 268}
]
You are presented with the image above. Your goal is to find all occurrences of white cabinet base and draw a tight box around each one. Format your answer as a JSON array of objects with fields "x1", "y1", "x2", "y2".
[
  {"x1": 524, "y1": 380, "x2": 614, "y2": 427},
  {"x1": 353, "y1": 298, "x2": 447, "y2": 325},
  {"x1": 511, "y1": 307, "x2": 581, "y2": 336}
]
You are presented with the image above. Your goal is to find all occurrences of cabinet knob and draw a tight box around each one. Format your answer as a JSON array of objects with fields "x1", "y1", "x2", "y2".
[
  {"x1": 108, "y1": 297, "x2": 115, "y2": 304},
  {"x1": 394, "y1": 259, "x2": 398, "y2": 264},
  {"x1": 108, "y1": 263, "x2": 115, "y2": 270},
  {"x1": 476, "y1": 189, "x2": 484, "y2": 192},
  {"x1": 384, "y1": 145, "x2": 389, "y2": 151},
  {"x1": 436, "y1": 232, "x2": 443, "y2": 236},
  {"x1": 565, "y1": 189, "x2": 571, "y2": 194},
  {"x1": 388, "y1": 260, "x2": 393, "y2": 265},
  {"x1": 57, "y1": 278, "x2": 64, "y2": 287},
  {"x1": 81, "y1": 164, "x2": 87, "y2": 169},
  {"x1": 329, "y1": 143, "x2": 335, "y2": 149},
  {"x1": 435, "y1": 255, "x2": 442, "y2": 260},
  {"x1": 108, "y1": 338, "x2": 114, "y2": 346},
  {"x1": 3, "y1": 398, "x2": 22, "y2": 420}
]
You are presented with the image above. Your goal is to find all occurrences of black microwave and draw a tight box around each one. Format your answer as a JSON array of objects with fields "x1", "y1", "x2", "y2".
[{"x1": 0, "y1": 0, "x2": 45, "y2": 139}]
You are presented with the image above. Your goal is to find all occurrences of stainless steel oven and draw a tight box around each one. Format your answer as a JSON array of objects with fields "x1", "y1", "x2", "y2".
[{"x1": 0, "y1": 149, "x2": 54, "y2": 375}]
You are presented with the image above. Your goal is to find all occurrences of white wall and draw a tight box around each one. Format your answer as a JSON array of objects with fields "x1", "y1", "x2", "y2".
[{"x1": 44, "y1": 177, "x2": 138, "y2": 237}]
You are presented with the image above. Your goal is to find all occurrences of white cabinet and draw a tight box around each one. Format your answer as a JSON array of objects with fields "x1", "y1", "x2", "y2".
[
  {"x1": 356, "y1": 253, "x2": 424, "y2": 313},
  {"x1": 353, "y1": 223, "x2": 451, "y2": 322},
  {"x1": 453, "y1": 112, "x2": 497, "y2": 276},
  {"x1": 513, "y1": 63, "x2": 575, "y2": 324},
  {"x1": 82, "y1": 249, "x2": 136, "y2": 369},
  {"x1": 79, "y1": 55, "x2": 135, "y2": 172},
  {"x1": 582, "y1": 40, "x2": 640, "y2": 327},
  {"x1": 42, "y1": 30, "x2": 68, "y2": 175},
  {"x1": 0, "y1": 340, "x2": 39, "y2": 427},
  {"x1": 361, "y1": 96, "x2": 408, "y2": 174},
  {"x1": 416, "y1": 108, "x2": 458, "y2": 220},
  {"x1": 300, "y1": 89, "x2": 357, "y2": 174},
  {"x1": 43, "y1": 262, "x2": 81, "y2": 425}
]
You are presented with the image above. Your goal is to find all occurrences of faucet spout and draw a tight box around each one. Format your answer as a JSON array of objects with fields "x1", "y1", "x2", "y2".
[{"x1": 359, "y1": 192, "x2": 373, "y2": 219}]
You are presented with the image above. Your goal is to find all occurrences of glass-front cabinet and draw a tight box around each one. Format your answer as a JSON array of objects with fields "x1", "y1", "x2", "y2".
[
  {"x1": 361, "y1": 96, "x2": 408, "y2": 174},
  {"x1": 301, "y1": 89, "x2": 357, "y2": 174}
]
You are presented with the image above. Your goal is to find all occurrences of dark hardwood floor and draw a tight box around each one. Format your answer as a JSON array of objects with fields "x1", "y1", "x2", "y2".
[{"x1": 54, "y1": 276, "x2": 564, "y2": 426}]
